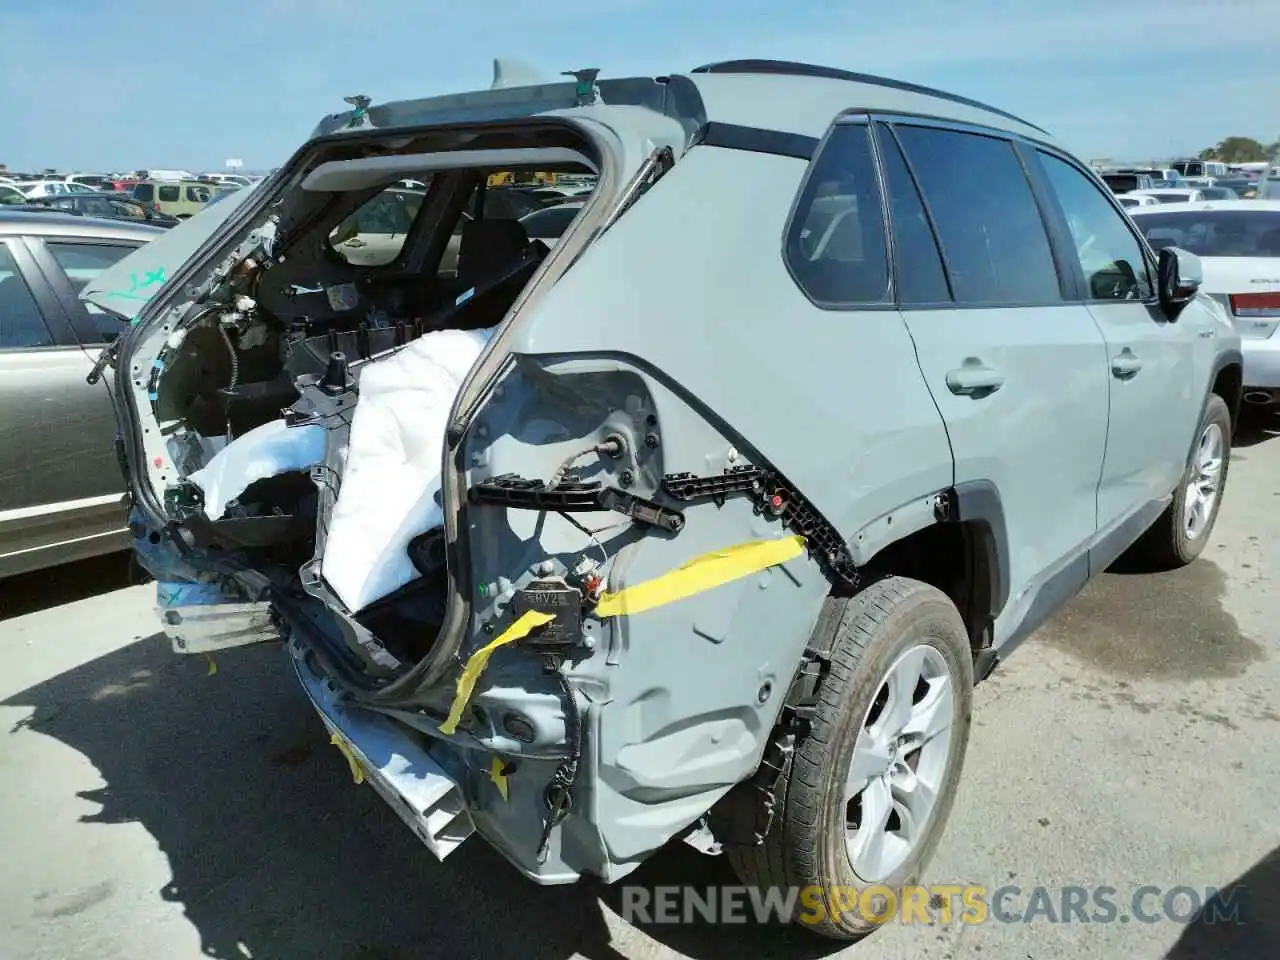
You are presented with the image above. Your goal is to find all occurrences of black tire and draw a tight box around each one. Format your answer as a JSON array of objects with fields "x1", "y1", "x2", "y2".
[
  {"x1": 1124, "y1": 393, "x2": 1231, "y2": 571},
  {"x1": 728, "y1": 577, "x2": 974, "y2": 940}
]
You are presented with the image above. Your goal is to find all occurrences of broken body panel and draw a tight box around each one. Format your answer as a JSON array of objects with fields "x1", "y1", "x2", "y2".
[{"x1": 98, "y1": 63, "x2": 961, "y2": 883}]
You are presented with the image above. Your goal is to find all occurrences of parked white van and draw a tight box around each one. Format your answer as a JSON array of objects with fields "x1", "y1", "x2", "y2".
[
  {"x1": 1256, "y1": 167, "x2": 1280, "y2": 200},
  {"x1": 1171, "y1": 159, "x2": 1229, "y2": 182}
]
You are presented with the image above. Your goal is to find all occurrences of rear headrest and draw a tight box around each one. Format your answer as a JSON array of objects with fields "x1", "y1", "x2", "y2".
[
  {"x1": 457, "y1": 218, "x2": 529, "y2": 287},
  {"x1": 1255, "y1": 228, "x2": 1280, "y2": 256}
]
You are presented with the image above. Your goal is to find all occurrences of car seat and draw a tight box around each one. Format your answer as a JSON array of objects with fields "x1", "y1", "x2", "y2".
[
  {"x1": 455, "y1": 218, "x2": 531, "y2": 289},
  {"x1": 1254, "y1": 228, "x2": 1280, "y2": 257}
]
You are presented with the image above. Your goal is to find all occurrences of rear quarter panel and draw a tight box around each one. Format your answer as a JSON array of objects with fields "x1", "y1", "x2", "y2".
[{"x1": 463, "y1": 144, "x2": 953, "y2": 875}]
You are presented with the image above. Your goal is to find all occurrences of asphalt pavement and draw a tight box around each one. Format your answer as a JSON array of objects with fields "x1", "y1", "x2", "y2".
[{"x1": 2, "y1": 413, "x2": 1278, "y2": 960}]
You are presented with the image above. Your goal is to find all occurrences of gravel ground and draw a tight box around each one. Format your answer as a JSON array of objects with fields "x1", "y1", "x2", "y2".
[{"x1": 1, "y1": 414, "x2": 1277, "y2": 960}]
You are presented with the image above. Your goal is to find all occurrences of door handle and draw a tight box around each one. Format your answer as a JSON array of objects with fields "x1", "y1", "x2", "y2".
[
  {"x1": 945, "y1": 360, "x2": 1005, "y2": 397},
  {"x1": 1111, "y1": 350, "x2": 1143, "y2": 379}
]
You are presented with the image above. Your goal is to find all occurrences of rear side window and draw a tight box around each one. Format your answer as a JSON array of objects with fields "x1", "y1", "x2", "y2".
[
  {"x1": 0, "y1": 245, "x2": 53, "y2": 348},
  {"x1": 46, "y1": 241, "x2": 138, "y2": 342},
  {"x1": 158, "y1": 185, "x2": 180, "y2": 202},
  {"x1": 1037, "y1": 153, "x2": 1153, "y2": 301},
  {"x1": 186, "y1": 185, "x2": 211, "y2": 202},
  {"x1": 328, "y1": 185, "x2": 426, "y2": 267},
  {"x1": 133, "y1": 183, "x2": 154, "y2": 201},
  {"x1": 785, "y1": 123, "x2": 890, "y2": 306},
  {"x1": 894, "y1": 125, "x2": 1061, "y2": 305},
  {"x1": 876, "y1": 125, "x2": 950, "y2": 304}
]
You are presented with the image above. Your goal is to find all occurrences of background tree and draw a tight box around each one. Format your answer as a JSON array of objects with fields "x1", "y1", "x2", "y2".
[{"x1": 1199, "y1": 136, "x2": 1267, "y2": 163}]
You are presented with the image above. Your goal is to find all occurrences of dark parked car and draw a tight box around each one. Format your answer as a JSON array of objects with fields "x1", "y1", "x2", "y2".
[
  {"x1": 0, "y1": 210, "x2": 165, "y2": 577},
  {"x1": 17, "y1": 193, "x2": 180, "y2": 227},
  {"x1": 1101, "y1": 172, "x2": 1155, "y2": 193}
]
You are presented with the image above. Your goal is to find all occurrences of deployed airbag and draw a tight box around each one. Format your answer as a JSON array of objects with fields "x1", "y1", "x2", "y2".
[
  {"x1": 321, "y1": 328, "x2": 493, "y2": 612},
  {"x1": 190, "y1": 420, "x2": 326, "y2": 519}
]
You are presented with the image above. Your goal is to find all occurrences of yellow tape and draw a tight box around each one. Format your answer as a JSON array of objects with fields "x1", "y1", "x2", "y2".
[
  {"x1": 489, "y1": 757, "x2": 510, "y2": 802},
  {"x1": 439, "y1": 609, "x2": 556, "y2": 735},
  {"x1": 594, "y1": 535, "x2": 806, "y2": 618},
  {"x1": 205, "y1": 655, "x2": 217, "y2": 676},
  {"x1": 438, "y1": 535, "x2": 806, "y2": 738},
  {"x1": 329, "y1": 732, "x2": 365, "y2": 785}
]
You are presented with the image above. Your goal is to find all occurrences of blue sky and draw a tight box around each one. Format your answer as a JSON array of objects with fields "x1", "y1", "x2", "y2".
[{"x1": 2, "y1": 0, "x2": 1276, "y2": 173}]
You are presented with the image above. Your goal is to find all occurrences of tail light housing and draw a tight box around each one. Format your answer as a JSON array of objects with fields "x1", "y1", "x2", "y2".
[{"x1": 1228, "y1": 292, "x2": 1280, "y2": 317}]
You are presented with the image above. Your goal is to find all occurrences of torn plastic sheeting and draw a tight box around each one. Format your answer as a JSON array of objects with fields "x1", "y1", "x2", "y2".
[
  {"x1": 189, "y1": 419, "x2": 326, "y2": 520},
  {"x1": 321, "y1": 327, "x2": 494, "y2": 613}
]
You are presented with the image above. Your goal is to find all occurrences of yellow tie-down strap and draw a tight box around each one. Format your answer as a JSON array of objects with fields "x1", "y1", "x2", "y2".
[
  {"x1": 439, "y1": 535, "x2": 806, "y2": 735},
  {"x1": 594, "y1": 534, "x2": 805, "y2": 617}
]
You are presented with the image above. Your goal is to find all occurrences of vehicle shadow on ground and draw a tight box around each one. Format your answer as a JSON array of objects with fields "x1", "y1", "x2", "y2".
[
  {"x1": 0, "y1": 551, "x2": 142, "y2": 622},
  {"x1": 1164, "y1": 845, "x2": 1279, "y2": 959},
  {"x1": 596, "y1": 847, "x2": 844, "y2": 960},
  {"x1": 1232, "y1": 407, "x2": 1280, "y2": 448},
  {"x1": 2, "y1": 635, "x2": 841, "y2": 960}
]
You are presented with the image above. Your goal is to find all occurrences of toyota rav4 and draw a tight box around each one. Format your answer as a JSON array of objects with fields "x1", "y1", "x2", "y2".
[{"x1": 87, "y1": 58, "x2": 1242, "y2": 940}]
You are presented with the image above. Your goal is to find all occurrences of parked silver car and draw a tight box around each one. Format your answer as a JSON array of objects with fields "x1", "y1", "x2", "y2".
[
  {"x1": 91, "y1": 59, "x2": 1240, "y2": 940},
  {"x1": 0, "y1": 211, "x2": 164, "y2": 578}
]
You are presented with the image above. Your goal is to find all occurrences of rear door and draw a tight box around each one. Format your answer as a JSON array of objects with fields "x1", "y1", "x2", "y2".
[
  {"x1": 0, "y1": 237, "x2": 128, "y2": 575},
  {"x1": 27, "y1": 236, "x2": 147, "y2": 506},
  {"x1": 876, "y1": 119, "x2": 1111, "y2": 644},
  {"x1": 1028, "y1": 149, "x2": 1201, "y2": 541}
]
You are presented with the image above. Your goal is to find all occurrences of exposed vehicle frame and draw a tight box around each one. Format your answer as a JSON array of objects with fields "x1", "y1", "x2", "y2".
[{"x1": 91, "y1": 58, "x2": 1242, "y2": 941}]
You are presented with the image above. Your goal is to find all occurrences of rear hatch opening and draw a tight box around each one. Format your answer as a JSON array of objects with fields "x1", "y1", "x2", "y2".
[{"x1": 112, "y1": 119, "x2": 613, "y2": 688}]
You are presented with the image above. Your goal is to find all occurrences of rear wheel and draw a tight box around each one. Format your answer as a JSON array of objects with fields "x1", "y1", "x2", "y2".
[
  {"x1": 1125, "y1": 393, "x2": 1230, "y2": 570},
  {"x1": 728, "y1": 577, "x2": 974, "y2": 940}
]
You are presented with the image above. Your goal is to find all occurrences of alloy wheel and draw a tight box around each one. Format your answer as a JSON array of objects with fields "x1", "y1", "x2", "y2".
[
  {"x1": 1183, "y1": 421, "x2": 1224, "y2": 541},
  {"x1": 844, "y1": 644, "x2": 955, "y2": 881}
]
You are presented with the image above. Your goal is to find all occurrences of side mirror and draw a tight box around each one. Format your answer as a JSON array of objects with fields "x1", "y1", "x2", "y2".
[{"x1": 1158, "y1": 246, "x2": 1202, "y2": 319}]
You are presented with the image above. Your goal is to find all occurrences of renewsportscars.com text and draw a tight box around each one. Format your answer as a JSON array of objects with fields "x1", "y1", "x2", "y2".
[{"x1": 619, "y1": 884, "x2": 1247, "y2": 927}]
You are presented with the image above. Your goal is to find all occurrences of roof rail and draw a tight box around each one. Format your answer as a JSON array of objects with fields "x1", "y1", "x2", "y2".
[{"x1": 689, "y1": 59, "x2": 1049, "y2": 136}]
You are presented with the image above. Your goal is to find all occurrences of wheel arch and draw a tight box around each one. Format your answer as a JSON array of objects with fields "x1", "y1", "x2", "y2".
[
  {"x1": 1209, "y1": 352, "x2": 1242, "y2": 433},
  {"x1": 840, "y1": 480, "x2": 1010, "y2": 678}
]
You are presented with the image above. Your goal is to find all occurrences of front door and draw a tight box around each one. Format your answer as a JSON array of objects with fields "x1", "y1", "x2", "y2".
[
  {"x1": 876, "y1": 120, "x2": 1111, "y2": 644},
  {"x1": 27, "y1": 235, "x2": 145, "y2": 503},
  {"x1": 1029, "y1": 149, "x2": 1200, "y2": 537}
]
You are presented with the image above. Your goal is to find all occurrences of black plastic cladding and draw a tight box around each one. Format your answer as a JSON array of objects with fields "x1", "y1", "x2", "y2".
[
  {"x1": 690, "y1": 59, "x2": 1050, "y2": 136},
  {"x1": 662, "y1": 466, "x2": 860, "y2": 586},
  {"x1": 469, "y1": 474, "x2": 685, "y2": 532}
]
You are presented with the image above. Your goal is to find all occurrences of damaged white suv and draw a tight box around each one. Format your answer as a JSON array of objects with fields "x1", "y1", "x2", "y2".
[{"x1": 90, "y1": 59, "x2": 1240, "y2": 939}]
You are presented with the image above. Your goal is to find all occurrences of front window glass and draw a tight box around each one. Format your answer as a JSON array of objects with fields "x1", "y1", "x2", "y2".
[
  {"x1": 46, "y1": 242, "x2": 138, "y2": 341},
  {"x1": 895, "y1": 125, "x2": 1061, "y2": 305},
  {"x1": 1038, "y1": 153, "x2": 1153, "y2": 300}
]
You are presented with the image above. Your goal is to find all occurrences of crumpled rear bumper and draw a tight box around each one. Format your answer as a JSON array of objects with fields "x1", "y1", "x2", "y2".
[{"x1": 289, "y1": 639, "x2": 475, "y2": 861}]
